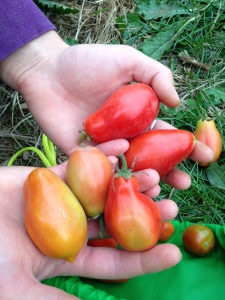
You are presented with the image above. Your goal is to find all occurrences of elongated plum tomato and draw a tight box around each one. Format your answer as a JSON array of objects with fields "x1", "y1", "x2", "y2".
[
  {"x1": 23, "y1": 168, "x2": 88, "y2": 263},
  {"x1": 66, "y1": 146, "x2": 113, "y2": 217},
  {"x1": 124, "y1": 129, "x2": 195, "y2": 177},
  {"x1": 104, "y1": 154, "x2": 162, "y2": 251},
  {"x1": 79, "y1": 83, "x2": 160, "y2": 144},
  {"x1": 194, "y1": 119, "x2": 222, "y2": 167},
  {"x1": 182, "y1": 225, "x2": 216, "y2": 256},
  {"x1": 159, "y1": 221, "x2": 175, "y2": 242}
]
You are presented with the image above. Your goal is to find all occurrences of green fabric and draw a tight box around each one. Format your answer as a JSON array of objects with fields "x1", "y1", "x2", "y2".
[{"x1": 42, "y1": 220, "x2": 225, "y2": 300}]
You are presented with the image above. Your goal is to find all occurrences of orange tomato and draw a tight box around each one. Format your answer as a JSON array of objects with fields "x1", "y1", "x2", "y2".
[
  {"x1": 66, "y1": 146, "x2": 113, "y2": 217},
  {"x1": 24, "y1": 168, "x2": 87, "y2": 263},
  {"x1": 194, "y1": 119, "x2": 222, "y2": 167},
  {"x1": 159, "y1": 221, "x2": 175, "y2": 242}
]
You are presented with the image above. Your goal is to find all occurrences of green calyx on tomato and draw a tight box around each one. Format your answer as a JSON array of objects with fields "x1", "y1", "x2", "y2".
[
  {"x1": 104, "y1": 154, "x2": 162, "y2": 252},
  {"x1": 77, "y1": 130, "x2": 92, "y2": 145}
]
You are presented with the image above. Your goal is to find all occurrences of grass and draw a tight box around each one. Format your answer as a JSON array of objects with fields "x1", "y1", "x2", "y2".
[{"x1": 0, "y1": 0, "x2": 224, "y2": 224}]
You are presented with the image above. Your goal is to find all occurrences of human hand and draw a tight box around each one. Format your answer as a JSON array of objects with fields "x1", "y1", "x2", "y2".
[
  {"x1": 0, "y1": 31, "x2": 214, "y2": 192},
  {"x1": 0, "y1": 164, "x2": 181, "y2": 299},
  {"x1": 0, "y1": 31, "x2": 180, "y2": 157}
]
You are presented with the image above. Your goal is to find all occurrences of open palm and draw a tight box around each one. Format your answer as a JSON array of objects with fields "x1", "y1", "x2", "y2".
[{"x1": 0, "y1": 164, "x2": 181, "y2": 299}]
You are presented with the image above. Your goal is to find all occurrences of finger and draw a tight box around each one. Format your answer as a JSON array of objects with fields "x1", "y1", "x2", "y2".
[
  {"x1": 188, "y1": 140, "x2": 214, "y2": 162},
  {"x1": 134, "y1": 169, "x2": 160, "y2": 192},
  {"x1": 131, "y1": 50, "x2": 180, "y2": 108},
  {"x1": 59, "y1": 243, "x2": 181, "y2": 280},
  {"x1": 143, "y1": 184, "x2": 161, "y2": 198},
  {"x1": 96, "y1": 139, "x2": 129, "y2": 156},
  {"x1": 161, "y1": 169, "x2": 191, "y2": 190},
  {"x1": 152, "y1": 119, "x2": 176, "y2": 130},
  {"x1": 87, "y1": 199, "x2": 178, "y2": 239},
  {"x1": 156, "y1": 199, "x2": 179, "y2": 222}
]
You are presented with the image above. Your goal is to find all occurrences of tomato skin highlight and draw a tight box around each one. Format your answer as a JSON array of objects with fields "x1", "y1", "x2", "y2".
[
  {"x1": 66, "y1": 146, "x2": 113, "y2": 218},
  {"x1": 23, "y1": 168, "x2": 88, "y2": 263},
  {"x1": 194, "y1": 119, "x2": 222, "y2": 167},
  {"x1": 182, "y1": 225, "x2": 216, "y2": 256},
  {"x1": 124, "y1": 129, "x2": 195, "y2": 177},
  {"x1": 104, "y1": 175, "x2": 162, "y2": 252},
  {"x1": 159, "y1": 221, "x2": 175, "y2": 242},
  {"x1": 83, "y1": 83, "x2": 160, "y2": 143}
]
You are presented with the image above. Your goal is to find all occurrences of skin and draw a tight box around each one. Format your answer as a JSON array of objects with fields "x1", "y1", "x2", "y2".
[
  {"x1": 0, "y1": 30, "x2": 214, "y2": 299},
  {"x1": 0, "y1": 164, "x2": 181, "y2": 299}
]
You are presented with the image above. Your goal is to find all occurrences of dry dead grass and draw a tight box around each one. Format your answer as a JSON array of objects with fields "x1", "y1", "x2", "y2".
[{"x1": 0, "y1": 0, "x2": 136, "y2": 166}]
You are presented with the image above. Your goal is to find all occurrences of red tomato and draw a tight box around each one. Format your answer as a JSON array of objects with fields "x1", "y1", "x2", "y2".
[
  {"x1": 182, "y1": 225, "x2": 216, "y2": 256},
  {"x1": 66, "y1": 146, "x2": 113, "y2": 217},
  {"x1": 87, "y1": 238, "x2": 118, "y2": 248},
  {"x1": 124, "y1": 129, "x2": 195, "y2": 177},
  {"x1": 159, "y1": 221, "x2": 175, "y2": 242},
  {"x1": 79, "y1": 83, "x2": 160, "y2": 144},
  {"x1": 104, "y1": 155, "x2": 162, "y2": 251},
  {"x1": 194, "y1": 119, "x2": 222, "y2": 167}
]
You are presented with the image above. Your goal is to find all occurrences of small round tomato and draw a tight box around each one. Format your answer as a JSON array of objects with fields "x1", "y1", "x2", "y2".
[
  {"x1": 159, "y1": 221, "x2": 175, "y2": 242},
  {"x1": 182, "y1": 224, "x2": 216, "y2": 256}
]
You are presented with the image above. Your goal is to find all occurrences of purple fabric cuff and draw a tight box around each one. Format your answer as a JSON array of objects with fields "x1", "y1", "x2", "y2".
[{"x1": 0, "y1": 0, "x2": 56, "y2": 61}]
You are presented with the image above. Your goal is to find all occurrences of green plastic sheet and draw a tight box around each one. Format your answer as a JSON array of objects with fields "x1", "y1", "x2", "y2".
[{"x1": 43, "y1": 220, "x2": 225, "y2": 299}]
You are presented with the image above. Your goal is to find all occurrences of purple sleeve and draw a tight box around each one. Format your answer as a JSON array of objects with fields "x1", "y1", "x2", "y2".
[{"x1": 0, "y1": 0, "x2": 56, "y2": 61}]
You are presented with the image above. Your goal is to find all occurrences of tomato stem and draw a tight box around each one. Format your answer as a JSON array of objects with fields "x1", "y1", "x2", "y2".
[
  {"x1": 115, "y1": 154, "x2": 133, "y2": 179},
  {"x1": 78, "y1": 130, "x2": 91, "y2": 145}
]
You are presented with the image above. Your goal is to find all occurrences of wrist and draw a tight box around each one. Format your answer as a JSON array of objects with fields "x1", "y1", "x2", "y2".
[{"x1": 0, "y1": 31, "x2": 68, "y2": 92}]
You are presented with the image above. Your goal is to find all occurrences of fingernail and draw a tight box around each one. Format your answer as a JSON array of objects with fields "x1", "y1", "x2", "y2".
[{"x1": 173, "y1": 88, "x2": 180, "y2": 103}]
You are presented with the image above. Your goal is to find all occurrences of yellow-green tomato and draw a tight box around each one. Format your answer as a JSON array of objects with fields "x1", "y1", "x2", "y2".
[
  {"x1": 66, "y1": 146, "x2": 113, "y2": 217},
  {"x1": 24, "y1": 168, "x2": 88, "y2": 263},
  {"x1": 194, "y1": 119, "x2": 222, "y2": 167}
]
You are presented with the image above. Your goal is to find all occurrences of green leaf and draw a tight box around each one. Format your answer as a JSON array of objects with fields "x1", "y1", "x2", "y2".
[
  {"x1": 65, "y1": 38, "x2": 79, "y2": 46},
  {"x1": 135, "y1": 0, "x2": 195, "y2": 20},
  {"x1": 137, "y1": 15, "x2": 200, "y2": 60},
  {"x1": 137, "y1": 23, "x2": 177, "y2": 60},
  {"x1": 204, "y1": 87, "x2": 225, "y2": 104},
  {"x1": 206, "y1": 163, "x2": 225, "y2": 189},
  {"x1": 116, "y1": 13, "x2": 145, "y2": 40},
  {"x1": 34, "y1": 0, "x2": 79, "y2": 15}
]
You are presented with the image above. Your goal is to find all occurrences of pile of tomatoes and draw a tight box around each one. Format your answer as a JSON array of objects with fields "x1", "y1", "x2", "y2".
[{"x1": 23, "y1": 83, "x2": 220, "y2": 264}]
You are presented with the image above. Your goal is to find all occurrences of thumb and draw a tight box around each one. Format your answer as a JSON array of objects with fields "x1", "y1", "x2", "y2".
[{"x1": 129, "y1": 48, "x2": 180, "y2": 108}]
